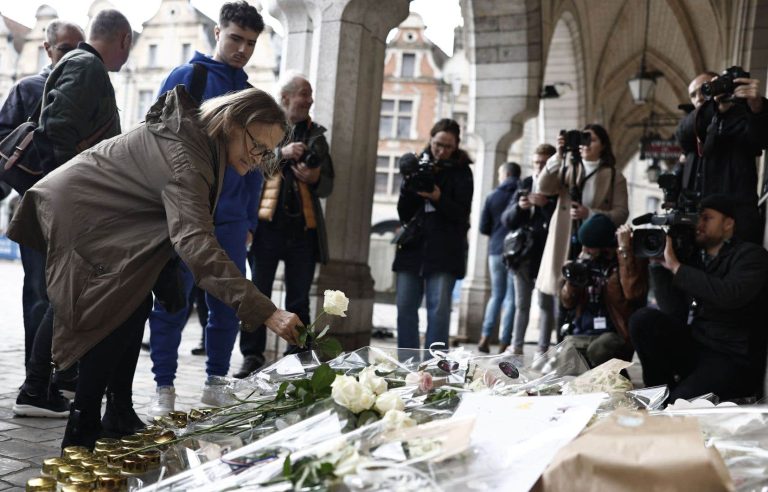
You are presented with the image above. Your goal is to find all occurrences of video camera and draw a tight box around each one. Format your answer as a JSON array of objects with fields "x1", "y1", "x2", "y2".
[
  {"x1": 631, "y1": 173, "x2": 699, "y2": 259},
  {"x1": 562, "y1": 255, "x2": 606, "y2": 288},
  {"x1": 398, "y1": 152, "x2": 436, "y2": 193},
  {"x1": 700, "y1": 66, "x2": 750, "y2": 100}
]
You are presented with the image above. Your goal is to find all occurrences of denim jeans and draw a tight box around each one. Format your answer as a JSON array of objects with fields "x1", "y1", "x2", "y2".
[
  {"x1": 20, "y1": 245, "x2": 49, "y2": 365},
  {"x1": 395, "y1": 271, "x2": 456, "y2": 349},
  {"x1": 480, "y1": 254, "x2": 515, "y2": 344},
  {"x1": 239, "y1": 224, "x2": 317, "y2": 358},
  {"x1": 149, "y1": 221, "x2": 249, "y2": 386},
  {"x1": 511, "y1": 266, "x2": 555, "y2": 352}
]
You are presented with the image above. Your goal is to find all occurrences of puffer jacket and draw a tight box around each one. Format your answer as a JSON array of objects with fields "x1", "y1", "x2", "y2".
[{"x1": 7, "y1": 86, "x2": 277, "y2": 369}]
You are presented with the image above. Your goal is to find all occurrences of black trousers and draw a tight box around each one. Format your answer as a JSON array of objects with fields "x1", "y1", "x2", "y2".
[
  {"x1": 73, "y1": 297, "x2": 151, "y2": 414},
  {"x1": 629, "y1": 307, "x2": 757, "y2": 402}
]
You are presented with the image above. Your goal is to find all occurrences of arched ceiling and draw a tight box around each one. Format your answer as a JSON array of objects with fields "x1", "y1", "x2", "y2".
[{"x1": 537, "y1": 0, "x2": 732, "y2": 169}]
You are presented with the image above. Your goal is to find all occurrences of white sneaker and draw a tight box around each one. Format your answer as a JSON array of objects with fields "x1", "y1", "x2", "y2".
[
  {"x1": 147, "y1": 386, "x2": 175, "y2": 418},
  {"x1": 200, "y1": 379, "x2": 238, "y2": 407}
]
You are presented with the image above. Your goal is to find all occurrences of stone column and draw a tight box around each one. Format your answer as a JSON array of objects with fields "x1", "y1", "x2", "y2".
[
  {"x1": 266, "y1": 0, "x2": 410, "y2": 351},
  {"x1": 457, "y1": 0, "x2": 543, "y2": 342}
]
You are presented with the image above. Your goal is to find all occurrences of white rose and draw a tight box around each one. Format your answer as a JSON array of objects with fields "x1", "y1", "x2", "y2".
[
  {"x1": 374, "y1": 391, "x2": 405, "y2": 414},
  {"x1": 332, "y1": 375, "x2": 375, "y2": 414},
  {"x1": 323, "y1": 290, "x2": 349, "y2": 317},
  {"x1": 358, "y1": 366, "x2": 388, "y2": 395},
  {"x1": 381, "y1": 409, "x2": 416, "y2": 430}
]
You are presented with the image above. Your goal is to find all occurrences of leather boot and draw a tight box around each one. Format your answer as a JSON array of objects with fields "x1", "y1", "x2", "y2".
[
  {"x1": 233, "y1": 355, "x2": 265, "y2": 379},
  {"x1": 62, "y1": 405, "x2": 102, "y2": 450},
  {"x1": 477, "y1": 336, "x2": 491, "y2": 354},
  {"x1": 101, "y1": 392, "x2": 145, "y2": 438}
]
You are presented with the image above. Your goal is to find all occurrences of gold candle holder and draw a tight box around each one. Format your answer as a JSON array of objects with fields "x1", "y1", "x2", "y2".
[
  {"x1": 60, "y1": 485, "x2": 92, "y2": 492},
  {"x1": 56, "y1": 464, "x2": 87, "y2": 484},
  {"x1": 121, "y1": 457, "x2": 147, "y2": 476},
  {"x1": 95, "y1": 438, "x2": 120, "y2": 447},
  {"x1": 154, "y1": 430, "x2": 176, "y2": 444},
  {"x1": 97, "y1": 474, "x2": 128, "y2": 490},
  {"x1": 69, "y1": 473, "x2": 97, "y2": 488},
  {"x1": 25, "y1": 476, "x2": 57, "y2": 491},
  {"x1": 62, "y1": 446, "x2": 90, "y2": 460},
  {"x1": 41, "y1": 457, "x2": 70, "y2": 477},
  {"x1": 137, "y1": 449, "x2": 161, "y2": 470},
  {"x1": 80, "y1": 458, "x2": 108, "y2": 471}
]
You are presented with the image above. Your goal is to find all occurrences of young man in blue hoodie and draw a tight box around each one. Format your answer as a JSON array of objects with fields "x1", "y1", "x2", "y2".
[
  {"x1": 477, "y1": 161, "x2": 521, "y2": 353},
  {"x1": 147, "y1": 1, "x2": 266, "y2": 417}
]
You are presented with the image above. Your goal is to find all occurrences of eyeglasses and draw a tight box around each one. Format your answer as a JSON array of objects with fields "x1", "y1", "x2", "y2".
[
  {"x1": 245, "y1": 127, "x2": 276, "y2": 167},
  {"x1": 431, "y1": 140, "x2": 456, "y2": 153}
]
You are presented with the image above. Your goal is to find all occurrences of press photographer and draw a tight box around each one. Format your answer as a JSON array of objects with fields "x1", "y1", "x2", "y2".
[
  {"x1": 629, "y1": 194, "x2": 768, "y2": 402},
  {"x1": 676, "y1": 67, "x2": 768, "y2": 243},
  {"x1": 535, "y1": 124, "x2": 628, "y2": 350},
  {"x1": 392, "y1": 119, "x2": 474, "y2": 350},
  {"x1": 560, "y1": 215, "x2": 648, "y2": 367}
]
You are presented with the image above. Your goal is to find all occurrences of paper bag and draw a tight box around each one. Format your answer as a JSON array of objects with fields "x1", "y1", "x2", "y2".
[{"x1": 535, "y1": 409, "x2": 733, "y2": 492}]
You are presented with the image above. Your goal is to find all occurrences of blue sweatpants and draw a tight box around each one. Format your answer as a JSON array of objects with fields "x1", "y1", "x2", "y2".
[{"x1": 149, "y1": 221, "x2": 249, "y2": 386}]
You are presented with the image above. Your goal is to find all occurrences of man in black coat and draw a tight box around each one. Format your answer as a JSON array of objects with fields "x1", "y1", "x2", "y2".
[
  {"x1": 675, "y1": 71, "x2": 768, "y2": 243},
  {"x1": 477, "y1": 161, "x2": 521, "y2": 353},
  {"x1": 629, "y1": 194, "x2": 768, "y2": 403}
]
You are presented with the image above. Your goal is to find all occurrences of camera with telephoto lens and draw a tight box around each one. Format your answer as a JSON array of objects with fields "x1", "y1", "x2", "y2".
[
  {"x1": 560, "y1": 129, "x2": 592, "y2": 154},
  {"x1": 562, "y1": 256, "x2": 605, "y2": 288},
  {"x1": 700, "y1": 66, "x2": 750, "y2": 100},
  {"x1": 631, "y1": 173, "x2": 699, "y2": 260},
  {"x1": 398, "y1": 152, "x2": 436, "y2": 193}
]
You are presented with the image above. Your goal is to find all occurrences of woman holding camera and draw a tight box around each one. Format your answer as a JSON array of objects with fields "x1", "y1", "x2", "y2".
[
  {"x1": 392, "y1": 119, "x2": 474, "y2": 349},
  {"x1": 8, "y1": 86, "x2": 302, "y2": 449},
  {"x1": 534, "y1": 124, "x2": 629, "y2": 353}
]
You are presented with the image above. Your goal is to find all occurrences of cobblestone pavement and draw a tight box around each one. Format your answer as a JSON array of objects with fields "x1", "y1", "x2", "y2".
[{"x1": 0, "y1": 258, "x2": 586, "y2": 489}]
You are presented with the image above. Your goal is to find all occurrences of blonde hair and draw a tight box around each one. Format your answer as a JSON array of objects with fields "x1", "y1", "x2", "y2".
[{"x1": 199, "y1": 88, "x2": 289, "y2": 176}]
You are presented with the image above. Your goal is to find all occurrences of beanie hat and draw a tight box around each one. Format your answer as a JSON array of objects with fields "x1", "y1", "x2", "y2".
[
  {"x1": 578, "y1": 214, "x2": 617, "y2": 248},
  {"x1": 699, "y1": 193, "x2": 739, "y2": 219}
]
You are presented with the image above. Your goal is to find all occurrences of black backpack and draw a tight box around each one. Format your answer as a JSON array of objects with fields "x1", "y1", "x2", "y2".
[{"x1": 502, "y1": 226, "x2": 534, "y2": 270}]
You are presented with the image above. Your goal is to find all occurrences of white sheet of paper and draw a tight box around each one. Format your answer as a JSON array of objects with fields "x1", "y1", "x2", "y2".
[{"x1": 446, "y1": 393, "x2": 605, "y2": 492}]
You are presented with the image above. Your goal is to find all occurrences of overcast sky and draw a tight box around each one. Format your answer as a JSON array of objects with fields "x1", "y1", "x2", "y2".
[{"x1": 0, "y1": 0, "x2": 462, "y2": 55}]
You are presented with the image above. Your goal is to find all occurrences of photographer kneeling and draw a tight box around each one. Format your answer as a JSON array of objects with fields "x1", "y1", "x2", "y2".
[
  {"x1": 629, "y1": 194, "x2": 768, "y2": 402},
  {"x1": 560, "y1": 215, "x2": 648, "y2": 367}
]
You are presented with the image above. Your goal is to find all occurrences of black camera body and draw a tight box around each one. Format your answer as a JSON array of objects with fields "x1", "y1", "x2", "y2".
[
  {"x1": 700, "y1": 66, "x2": 750, "y2": 100},
  {"x1": 286, "y1": 148, "x2": 321, "y2": 169},
  {"x1": 631, "y1": 173, "x2": 699, "y2": 259},
  {"x1": 399, "y1": 152, "x2": 436, "y2": 193},
  {"x1": 562, "y1": 257, "x2": 605, "y2": 288},
  {"x1": 560, "y1": 129, "x2": 592, "y2": 154}
]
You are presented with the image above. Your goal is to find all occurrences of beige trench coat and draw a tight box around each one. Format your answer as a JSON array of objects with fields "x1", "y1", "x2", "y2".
[
  {"x1": 8, "y1": 87, "x2": 277, "y2": 369},
  {"x1": 534, "y1": 158, "x2": 629, "y2": 296}
]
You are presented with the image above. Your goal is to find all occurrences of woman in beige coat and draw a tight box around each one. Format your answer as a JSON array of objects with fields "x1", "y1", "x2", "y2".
[
  {"x1": 8, "y1": 86, "x2": 302, "y2": 449},
  {"x1": 534, "y1": 124, "x2": 629, "y2": 352}
]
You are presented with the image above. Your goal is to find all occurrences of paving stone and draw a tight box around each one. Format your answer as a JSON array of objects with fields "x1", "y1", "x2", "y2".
[
  {"x1": 2, "y1": 427, "x2": 61, "y2": 444},
  {"x1": 0, "y1": 440, "x2": 51, "y2": 460},
  {"x1": 0, "y1": 457, "x2": 26, "y2": 475},
  {"x1": 0, "y1": 421, "x2": 19, "y2": 432},
  {"x1": 8, "y1": 418, "x2": 65, "y2": 430},
  {"x1": 3, "y1": 466, "x2": 42, "y2": 488},
  {"x1": 0, "y1": 480, "x2": 14, "y2": 490}
]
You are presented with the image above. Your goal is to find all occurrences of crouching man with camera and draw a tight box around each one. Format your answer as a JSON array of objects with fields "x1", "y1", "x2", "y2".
[
  {"x1": 629, "y1": 194, "x2": 768, "y2": 402},
  {"x1": 560, "y1": 215, "x2": 648, "y2": 367}
]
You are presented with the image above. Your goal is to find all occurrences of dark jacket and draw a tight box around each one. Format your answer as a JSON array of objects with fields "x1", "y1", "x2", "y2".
[
  {"x1": 676, "y1": 98, "x2": 768, "y2": 202},
  {"x1": 159, "y1": 51, "x2": 261, "y2": 229},
  {"x1": 392, "y1": 148, "x2": 474, "y2": 279},
  {"x1": 561, "y1": 251, "x2": 649, "y2": 342},
  {"x1": 479, "y1": 177, "x2": 518, "y2": 255},
  {"x1": 33, "y1": 42, "x2": 121, "y2": 173},
  {"x1": 501, "y1": 176, "x2": 557, "y2": 278},
  {"x1": 673, "y1": 239, "x2": 768, "y2": 372},
  {"x1": 257, "y1": 119, "x2": 334, "y2": 264},
  {"x1": 0, "y1": 65, "x2": 51, "y2": 141},
  {"x1": 7, "y1": 87, "x2": 277, "y2": 369}
]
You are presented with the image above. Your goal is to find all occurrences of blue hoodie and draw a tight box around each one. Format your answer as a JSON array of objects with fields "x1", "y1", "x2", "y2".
[{"x1": 158, "y1": 52, "x2": 262, "y2": 229}]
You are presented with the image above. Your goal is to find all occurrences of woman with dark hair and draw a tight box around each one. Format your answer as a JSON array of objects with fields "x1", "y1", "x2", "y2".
[
  {"x1": 392, "y1": 119, "x2": 474, "y2": 349},
  {"x1": 8, "y1": 86, "x2": 302, "y2": 449},
  {"x1": 534, "y1": 124, "x2": 629, "y2": 355}
]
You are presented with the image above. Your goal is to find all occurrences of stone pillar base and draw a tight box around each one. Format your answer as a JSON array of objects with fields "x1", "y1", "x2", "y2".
[
  {"x1": 458, "y1": 278, "x2": 491, "y2": 344},
  {"x1": 312, "y1": 260, "x2": 375, "y2": 352}
]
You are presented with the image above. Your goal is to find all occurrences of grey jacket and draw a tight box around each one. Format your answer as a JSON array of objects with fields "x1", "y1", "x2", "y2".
[{"x1": 8, "y1": 87, "x2": 277, "y2": 369}]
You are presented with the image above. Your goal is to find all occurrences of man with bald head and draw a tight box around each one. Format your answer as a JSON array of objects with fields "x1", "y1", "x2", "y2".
[
  {"x1": 0, "y1": 20, "x2": 84, "y2": 367},
  {"x1": 12, "y1": 9, "x2": 133, "y2": 420},
  {"x1": 235, "y1": 74, "x2": 335, "y2": 377},
  {"x1": 675, "y1": 70, "x2": 768, "y2": 243}
]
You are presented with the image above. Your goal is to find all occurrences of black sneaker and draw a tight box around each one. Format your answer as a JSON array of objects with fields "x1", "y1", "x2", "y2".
[
  {"x1": 233, "y1": 355, "x2": 265, "y2": 379},
  {"x1": 191, "y1": 344, "x2": 206, "y2": 356},
  {"x1": 13, "y1": 388, "x2": 70, "y2": 418}
]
